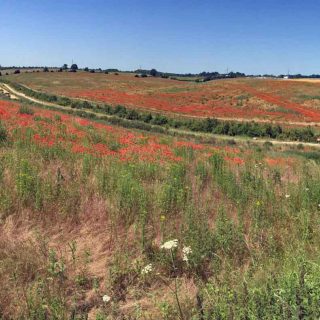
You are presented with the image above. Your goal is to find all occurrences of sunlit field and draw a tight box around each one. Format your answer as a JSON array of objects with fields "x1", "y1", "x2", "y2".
[
  {"x1": 4, "y1": 72, "x2": 320, "y2": 123},
  {"x1": 1, "y1": 95, "x2": 320, "y2": 319}
]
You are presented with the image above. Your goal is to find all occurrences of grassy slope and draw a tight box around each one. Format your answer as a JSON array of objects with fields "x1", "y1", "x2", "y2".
[
  {"x1": 3, "y1": 72, "x2": 320, "y2": 123},
  {"x1": 1, "y1": 97, "x2": 320, "y2": 319}
]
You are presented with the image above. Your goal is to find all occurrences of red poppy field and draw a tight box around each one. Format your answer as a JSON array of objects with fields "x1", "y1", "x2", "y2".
[
  {"x1": 4, "y1": 72, "x2": 320, "y2": 124},
  {"x1": 2, "y1": 96, "x2": 320, "y2": 319},
  {"x1": 0, "y1": 98, "x2": 254, "y2": 166}
]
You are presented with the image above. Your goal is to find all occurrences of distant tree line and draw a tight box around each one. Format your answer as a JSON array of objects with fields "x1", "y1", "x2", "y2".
[
  {"x1": 279, "y1": 74, "x2": 320, "y2": 79},
  {"x1": 2, "y1": 65, "x2": 320, "y2": 80},
  {"x1": 133, "y1": 69, "x2": 246, "y2": 81}
]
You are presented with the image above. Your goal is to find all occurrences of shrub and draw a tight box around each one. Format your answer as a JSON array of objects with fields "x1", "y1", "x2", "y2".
[
  {"x1": 19, "y1": 106, "x2": 34, "y2": 115},
  {"x1": 0, "y1": 122, "x2": 7, "y2": 142},
  {"x1": 263, "y1": 141, "x2": 273, "y2": 148}
]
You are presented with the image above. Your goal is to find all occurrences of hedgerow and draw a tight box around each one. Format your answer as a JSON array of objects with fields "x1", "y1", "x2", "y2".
[{"x1": 2, "y1": 80, "x2": 318, "y2": 143}]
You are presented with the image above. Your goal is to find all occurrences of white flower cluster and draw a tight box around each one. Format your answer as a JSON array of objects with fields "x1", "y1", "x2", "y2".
[
  {"x1": 285, "y1": 194, "x2": 290, "y2": 199},
  {"x1": 102, "y1": 294, "x2": 111, "y2": 303},
  {"x1": 160, "y1": 239, "x2": 192, "y2": 263},
  {"x1": 160, "y1": 239, "x2": 178, "y2": 250},
  {"x1": 182, "y1": 246, "x2": 192, "y2": 262},
  {"x1": 141, "y1": 263, "x2": 153, "y2": 275}
]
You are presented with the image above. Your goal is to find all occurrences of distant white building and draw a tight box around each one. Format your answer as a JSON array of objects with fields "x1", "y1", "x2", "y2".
[{"x1": 283, "y1": 76, "x2": 289, "y2": 79}]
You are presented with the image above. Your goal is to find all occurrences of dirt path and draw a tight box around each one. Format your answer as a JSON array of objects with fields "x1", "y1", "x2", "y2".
[
  {"x1": 1, "y1": 83, "x2": 104, "y2": 116},
  {"x1": 1, "y1": 82, "x2": 320, "y2": 149},
  {"x1": 4, "y1": 82, "x2": 320, "y2": 128}
]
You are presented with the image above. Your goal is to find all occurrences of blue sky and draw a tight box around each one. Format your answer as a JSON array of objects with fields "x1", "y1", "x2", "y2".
[{"x1": 1, "y1": 0, "x2": 319, "y2": 74}]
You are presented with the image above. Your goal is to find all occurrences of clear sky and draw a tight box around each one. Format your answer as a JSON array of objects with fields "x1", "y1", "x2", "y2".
[{"x1": 1, "y1": 0, "x2": 320, "y2": 75}]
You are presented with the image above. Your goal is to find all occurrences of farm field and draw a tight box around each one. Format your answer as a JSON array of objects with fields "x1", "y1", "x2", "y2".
[
  {"x1": 289, "y1": 78, "x2": 320, "y2": 84},
  {"x1": 3, "y1": 0, "x2": 320, "y2": 319},
  {"x1": 1, "y1": 95, "x2": 320, "y2": 319},
  {"x1": 4, "y1": 72, "x2": 320, "y2": 124}
]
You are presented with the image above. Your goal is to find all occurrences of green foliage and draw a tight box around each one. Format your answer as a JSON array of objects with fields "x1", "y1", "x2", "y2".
[
  {"x1": 160, "y1": 163, "x2": 188, "y2": 215},
  {"x1": 15, "y1": 159, "x2": 37, "y2": 204},
  {"x1": 0, "y1": 121, "x2": 8, "y2": 142},
  {"x1": 214, "y1": 210, "x2": 247, "y2": 259},
  {"x1": 19, "y1": 105, "x2": 35, "y2": 115},
  {"x1": 202, "y1": 261, "x2": 320, "y2": 319},
  {"x1": 1, "y1": 95, "x2": 320, "y2": 318}
]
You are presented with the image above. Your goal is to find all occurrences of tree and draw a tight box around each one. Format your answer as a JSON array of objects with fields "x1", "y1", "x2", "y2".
[
  {"x1": 62, "y1": 64, "x2": 68, "y2": 70},
  {"x1": 150, "y1": 69, "x2": 158, "y2": 77},
  {"x1": 70, "y1": 64, "x2": 78, "y2": 71},
  {"x1": 43, "y1": 67, "x2": 49, "y2": 72},
  {"x1": 84, "y1": 67, "x2": 89, "y2": 72}
]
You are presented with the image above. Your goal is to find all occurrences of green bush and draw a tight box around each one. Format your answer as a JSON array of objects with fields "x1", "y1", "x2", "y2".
[
  {"x1": 0, "y1": 122, "x2": 7, "y2": 142},
  {"x1": 19, "y1": 105, "x2": 34, "y2": 115}
]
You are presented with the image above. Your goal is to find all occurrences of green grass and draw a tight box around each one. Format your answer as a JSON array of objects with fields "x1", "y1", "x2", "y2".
[{"x1": 1, "y1": 96, "x2": 320, "y2": 318}]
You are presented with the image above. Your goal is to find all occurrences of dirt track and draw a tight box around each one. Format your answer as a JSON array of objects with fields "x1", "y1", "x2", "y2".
[
  {"x1": 1, "y1": 82, "x2": 320, "y2": 149},
  {"x1": 3, "y1": 82, "x2": 320, "y2": 128}
]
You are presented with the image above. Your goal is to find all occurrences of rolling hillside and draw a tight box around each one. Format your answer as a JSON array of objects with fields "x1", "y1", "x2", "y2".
[{"x1": 1, "y1": 92, "x2": 320, "y2": 319}]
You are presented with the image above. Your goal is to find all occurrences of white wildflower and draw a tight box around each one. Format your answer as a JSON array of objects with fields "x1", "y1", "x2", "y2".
[
  {"x1": 160, "y1": 239, "x2": 178, "y2": 250},
  {"x1": 305, "y1": 188, "x2": 309, "y2": 191},
  {"x1": 102, "y1": 294, "x2": 111, "y2": 303},
  {"x1": 182, "y1": 246, "x2": 192, "y2": 262},
  {"x1": 141, "y1": 263, "x2": 153, "y2": 275},
  {"x1": 285, "y1": 194, "x2": 290, "y2": 199}
]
